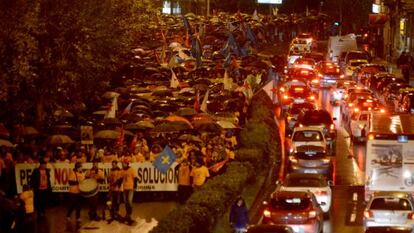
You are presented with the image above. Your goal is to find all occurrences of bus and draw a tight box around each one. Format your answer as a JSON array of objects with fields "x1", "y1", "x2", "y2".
[{"x1": 364, "y1": 112, "x2": 414, "y2": 200}]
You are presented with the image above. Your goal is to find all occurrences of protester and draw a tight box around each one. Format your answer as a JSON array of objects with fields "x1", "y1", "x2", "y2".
[
  {"x1": 190, "y1": 159, "x2": 210, "y2": 189},
  {"x1": 66, "y1": 162, "x2": 85, "y2": 224},
  {"x1": 229, "y1": 196, "x2": 249, "y2": 233},
  {"x1": 121, "y1": 159, "x2": 137, "y2": 225},
  {"x1": 30, "y1": 160, "x2": 51, "y2": 218},
  {"x1": 177, "y1": 159, "x2": 192, "y2": 203},
  {"x1": 108, "y1": 160, "x2": 123, "y2": 222},
  {"x1": 19, "y1": 184, "x2": 36, "y2": 233},
  {"x1": 85, "y1": 159, "x2": 105, "y2": 221}
]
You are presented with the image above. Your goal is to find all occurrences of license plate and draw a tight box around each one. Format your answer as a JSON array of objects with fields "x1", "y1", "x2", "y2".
[
  {"x1": 294, "y1": 99, "x2": 305, "y2": 103},
  {"x1": 304, "y1": 169, "x2": 318, "y2": 174},
  {"x1": 327, "y1": 80, "x2": 336, "y2": 83}
]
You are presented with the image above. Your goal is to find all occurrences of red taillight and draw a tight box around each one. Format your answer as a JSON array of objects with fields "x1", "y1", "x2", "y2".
[
  {"x1": 315, "y1": 190, "x2": 328, "y2": 196},
  {"x1": 263, "y1": 209, "x2": 271, "y2": 218},
  {"x1": 308, "y1": 95, "x2": 315, "y2": 100},
  {"x1": 364, "y1": 210, "x2": 373, "y2": 219},
  {"x1": 283, "y1": 95, "x2": 289, "y2": 100},
  {"x1": 330, "y1": 124, "x2": 335, "y2": 131},
  {"x1": 408, "y1": 212, "x2": 414, "y2": 220},
  {"x1": 308, "y1": 210, "x2": 317, "y2": 218}
]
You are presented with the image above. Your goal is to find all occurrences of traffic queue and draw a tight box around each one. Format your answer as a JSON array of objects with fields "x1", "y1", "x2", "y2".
[{"x1": 255, "y1": 31, "x2": 414, "y2": 233}]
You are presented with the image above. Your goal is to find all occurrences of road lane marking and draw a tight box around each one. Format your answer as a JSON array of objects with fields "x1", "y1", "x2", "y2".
[{"x1": 353, "y1": 192, "x2": 358, "y2": 201}]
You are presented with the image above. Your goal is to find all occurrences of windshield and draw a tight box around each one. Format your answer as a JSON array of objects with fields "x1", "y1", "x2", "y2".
[
  {"x1": 350, "y1": 61, "x2": 367, "y2": 67},
  {"x1": 290, "y1": 103, "x2": 314, "y2": 114},
  {"x1": 347, "y1": 52, "x2": 369, "y2": 61},
  {"x1": 370, "y1": 198, "x2": 412, "y2": 211},
  {"x1": 270, "y1": 197, "x2": 311, "y2": 210},
  {"x1": 301, "y1": 112, "x2": 332, "y2": 125},
  {"x1": 293, "y1": 131, "x2": 323, "y2": 141},
  {"x1": 285, "y1": 177, "x2": 327, "y2": 187}
]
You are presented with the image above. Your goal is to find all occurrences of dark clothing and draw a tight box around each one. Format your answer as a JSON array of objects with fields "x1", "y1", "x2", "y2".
[
  {"x1": 30, "y1": 168, "x2": 51, "y2": 216},
  {"x1": 66, "y1": 193, "x2": 82, "y2": 219},
  {"x1": 229, "y1": 204, "x2": 249, "y2": 228},
  {"x1": 109, "y1": 191, "x2": 121, "y2": 219},
  {"x1": 177, "y1": 185, "x2": 192, "y2": 203}
]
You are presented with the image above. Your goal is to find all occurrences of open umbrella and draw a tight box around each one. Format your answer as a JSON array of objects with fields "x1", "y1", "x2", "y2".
[
  {"x1": 46, "y1": 135, "x2": 74, "y2": 145},
  {"x1": 0, "y1": 139, "x2": 13, "y2": 147},
  {"x1": 102, "y1": 91, "x2": 120, "y2": 99},
  {"x1": 194, "y1": 121, "x2": 221, "y2": 132},
  {"x1": 178, "y1": 134, "x2": 203, "y2": 143},
  {"x1": 152, "y1": 121, "x2": 193, "y2": 132},
  {"x1": 0, "y1": 124, "x2": 10, "y2": 138},
  {"x1": 216, "y1": 120, "x2": 238, "y2": 129},
  {"x1": 94, "y1": 130, "x2": 134, "y2": 139},
  {"x1": 165, "y1": 115, "x2": 193, "y2": 127},
  {"x1": 125, "y1": 121, "x2": 155, "y2": 130},
  {"x1": 176, "y1": 108, "x2": 197, "y2": 117},
  {"x1": 23, "y1": 126, "x2": 40, "y2": 136},
  {"x1": 192, "y1": 113, "x2": 214, "y2": 123},
  {"x1": 53, "y1": 109, "x2": 74, "y2": 118}
]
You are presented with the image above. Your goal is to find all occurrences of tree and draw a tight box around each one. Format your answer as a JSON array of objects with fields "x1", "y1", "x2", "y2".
[{"x1": 0, "y1": 0, "x2": 159, "y2": 126}]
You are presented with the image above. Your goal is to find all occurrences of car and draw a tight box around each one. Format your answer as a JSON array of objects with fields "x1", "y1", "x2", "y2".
[
  {"x1": 344, "y1": 50, "x2": 372, "y2": 67},
  {"x1": 376, "y1": 77, "x2": 406, "y2": 95},
  {"x1": 280, "y1": 83, "x2": 315, "y2": 110},
  {"x1": 247, "y1": 225, "x2": 294, "y2": 233},
  {"x1": 302, "y1": 52, "x2": 325, "y2": 64},
  {"x1": 285, "y1": 102, "x2": 316, "y2": 134},
  {"x1": 349, "y1": 110, "x2": 370, "y2": 142},
  {"x1": 341, "y1": 87, "x2": 373, "y2": 121},
  {"x1": 296, "y1": 110, "x2": 336, "y2": 155},
  {"x1": 287, "y1": 50, "x2": 302, "y2": 68},
  {"x1": 365, "y1": 226, "x2": 414, "y2": 233},
  {"x1": 288, "y1": 69, "x2": 320, "y2": 90},
  {"x1": 292, "y1": 58, "x2": 316, "y2": 70},
  {"x1": 287, "y1": 146, "x2": 333, "y2": 180},
  {"x1": 278, "y1": 173, "x2": 333, "y2": 214},
  {"x1": 289, "y1": 126, "x2": 327, "y2": 154},
  {"x1": 296, "y1": 33, "x2": 314, "y2": 45},
  {"x1": 346, "y1": 97, "x2": 382, "y2": 120},
  {"x1": 262, "y1": 190, "x2": 324, "y2": 233},
  {"x1": 315, "y1": 61, "x2": 344, "y2": 88},
  {"x1": 381, "y1": 83, "x2": 411, "y2": 108},
  {"x1": 368, "y1": 72, "x2": 395, "y2": 91},
  {"x1": 364, "y1": 191, "x2": 414, "y2": 229},
  {"x1": 345, "y1": 59, "x2": 368, "y2": 77},
  {"x1": 329, "y1": 80, "x2": 357, "y2": 105},
  {"x1": 398, "y1": 91, "x2": 414, "y2": 113},
  {"x1": 353, "y1": 64, "x2": 387, "y2": 86}
]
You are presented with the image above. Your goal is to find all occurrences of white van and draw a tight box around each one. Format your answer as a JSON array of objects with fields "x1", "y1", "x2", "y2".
[{"x1": 327, "y1": 34, "x2": 357, "y2": 63}]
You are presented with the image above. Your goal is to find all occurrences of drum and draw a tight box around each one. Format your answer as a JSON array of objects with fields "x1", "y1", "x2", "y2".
[{"x1": 79, "y1": 178, "x2": 98, "y2": 197}]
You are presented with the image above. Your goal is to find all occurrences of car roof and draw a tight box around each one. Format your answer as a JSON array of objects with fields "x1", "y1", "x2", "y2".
[{"x1": 247, "y1": 224, "x2": 294, "y2": 233}]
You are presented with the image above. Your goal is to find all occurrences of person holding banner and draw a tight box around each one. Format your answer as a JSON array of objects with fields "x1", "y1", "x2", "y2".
[
  {"x1": 30, "y1": 160, "x2": 51, "y2": 219},
  {"x1": 121, "y1": 159, "x2": 137, "y2": 225},
  {"x1": 66, "y1": 162, "x2": 85, "y2": 225},
  {"x1": 85, "y1": 160, "x2": 105, "y2": 221},
  {"x1": 108, "y1": 160, "x2": 123, "y2": 222}
]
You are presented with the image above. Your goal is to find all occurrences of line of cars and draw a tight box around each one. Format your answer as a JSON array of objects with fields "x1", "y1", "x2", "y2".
[{"x1": 246, "y1": 34, "x2": 335, "y2": 233}]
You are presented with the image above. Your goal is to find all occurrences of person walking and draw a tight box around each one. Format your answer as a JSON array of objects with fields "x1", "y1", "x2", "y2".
[
  {"x1": 19, "y1": 184, "x2": 36, "y2": 233},
  {"x1": 66, "y1": 162, "x2": 85, "y2": 225},
  {"x1": 397, "y1": 51, "x2": 411, "y2": 83},
  {"x1": 177, "y1": 159, "x2": 192, "y2": 203},
  {"x1": 121, "y1": 159, "x2": 137, "y2": 225},
  {"x1": 229, "y1": 196, "x2": 249, "y2": 233},
  {"x1": 85, "y1": 159, "x2": 105, "y2": 221},
  {"x1": 30, "y1": 160, "x2": 51, "y2": 219},
  {"x1": 108, "y1": 160, "x2": 123, "y2": 222}
]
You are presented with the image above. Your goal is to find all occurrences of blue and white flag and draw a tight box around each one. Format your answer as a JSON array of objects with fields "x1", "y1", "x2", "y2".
[{"x1": 153, "y1": 145, "x2": 176, "y2": 174}]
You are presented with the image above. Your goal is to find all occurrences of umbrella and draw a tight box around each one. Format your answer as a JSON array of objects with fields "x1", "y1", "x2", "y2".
[
  {"x1": 165, "y1": 115, "x2": 193, "y2": 127},
  {"x1": 179, "y1": 87, "x2": 195, "y2": 94},
  {"x1": 53, "y1": 109, "x2": 74, "y2": 118},
  {"x1": 102, "y1": 91, "x2": 120, "y2": 99},
  {"x1": 216, "y1": 120, "x2": 238, "y2": 129},
  {"x1": 194, "y1": 121, "x2": 221, "y2": 132},
  {"x1": 152, "y1": 121, "x2": 193, "y2": 132},
  {"x1": 178, "y1": 134, "x2": 202, "y2": 143},
  {"x1": 0, "y1": 124, "x2": 10, "y2": 138},
  {"x1": 0, "y1": 139, "x2": 13, "y2": 147},
  {"x1": 176, "y1": 107, "x2": 197, "y2": 117},
  {"x1": 94, "y1": 130, "x2": 134, "y2": 139},
  {"x1": 46, "y1": 135, "x2": 74, "y2": 145},
  {"x1": 21, "y1": 126, "x2": 40, "y2": 136},
  {"x1": 152, "y1": 89, "x2": 173, "y2": 97},
  {"x1": 125, "y1": 121, "x2": 155, "y2": 130},
  {"x1": 192, "y1": 113, "x2": 214, "y2": 123}
]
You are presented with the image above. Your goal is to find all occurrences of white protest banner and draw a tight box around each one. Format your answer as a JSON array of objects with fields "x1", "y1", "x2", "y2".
[{"x1": 15, "y1": 162, "x2": 178, "y2": 193}]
